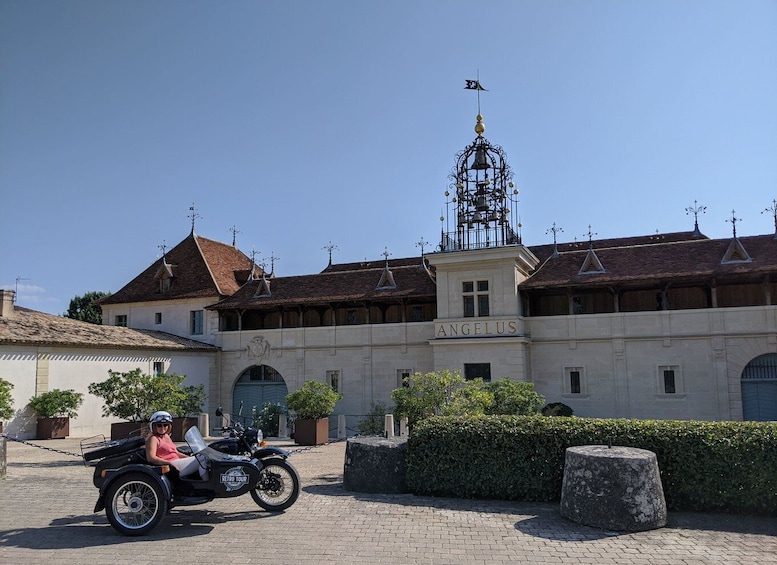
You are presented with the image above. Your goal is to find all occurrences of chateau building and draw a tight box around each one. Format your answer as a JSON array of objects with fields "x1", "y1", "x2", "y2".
[
  {"x1": 3, "y1": 110, "x2": 777, "y2": 439},
  {"x1": 100, "y1": 112, "x2": 777, "y2": 427}
]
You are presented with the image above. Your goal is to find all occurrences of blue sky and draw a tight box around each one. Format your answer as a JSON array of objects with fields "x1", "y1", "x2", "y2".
[{"x1": 1, "y1": 1, "x2": 776, "y2": 316}]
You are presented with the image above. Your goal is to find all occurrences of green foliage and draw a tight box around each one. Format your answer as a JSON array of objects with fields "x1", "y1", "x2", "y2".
[
  {"x1": 541, "y1": 402, "x2": 574, "y2": 417},
  {"x1": 406, "y1": 416, "x2": 777, "y2": 515},
  {"x1": 391, "y1": 369, "x2": 481, "y2": 427},
  {"x1": 63, "y1": 291, "x2": 110, "y2": 324},
  {"x1": 391, "y1": 371, "x2": 545, "y2": 427},
  {"x1": 439, "y1": 379, "x2": 493, "y2": 417},
  {"x1": 28, "y1": 389, "x2": 83, "y2": 418},
  {"x1": 252, "y1": 402, "x2": 288, "y2": 436},
  {"x1": 0, "y1": 378, "x2": 14, "y2": 420},
  {"x1": 88, "y1": 368, "x2": 206, "y2": 422},
  {"x1": 177, "y1": 384, "x2": 207, "y2": 417},
  {"x1": 358, "y1": 400, "x2": 390, "y2": 435},
  {"x1": 484, "y1": 378, "x2": 545, "y2": 415},
  {"x1": 285, "y1": 380, "x2": 342, "y2": 420}
]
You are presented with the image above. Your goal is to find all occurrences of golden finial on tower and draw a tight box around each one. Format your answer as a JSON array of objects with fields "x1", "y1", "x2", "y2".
[{"x1": 475, "y1": 113, "x2": 485, "y2": 136}]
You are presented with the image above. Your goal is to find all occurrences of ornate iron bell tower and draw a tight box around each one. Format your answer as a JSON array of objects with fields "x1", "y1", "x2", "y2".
[{"x1": 440, "y1": 113, "x2": 520, "y2": 252}]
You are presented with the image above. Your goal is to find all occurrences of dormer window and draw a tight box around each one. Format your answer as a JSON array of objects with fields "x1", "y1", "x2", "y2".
[{"x1": 155, "y1": 261, "x2": 174, "y2": 294}]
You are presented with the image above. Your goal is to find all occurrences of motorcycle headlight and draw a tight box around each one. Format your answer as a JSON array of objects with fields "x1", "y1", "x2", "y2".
[{"x1": 246, "y1": 428, "x2": 260, "y2": 444}]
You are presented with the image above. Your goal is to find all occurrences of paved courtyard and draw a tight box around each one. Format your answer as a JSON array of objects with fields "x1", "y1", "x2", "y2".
[{"x1": 1, "y1": 436, "x2": 776, "y2": 564}]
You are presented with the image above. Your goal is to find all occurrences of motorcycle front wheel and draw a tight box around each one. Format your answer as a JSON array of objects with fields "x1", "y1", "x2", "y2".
[
  {"x1": 104, "y1": 472, "x2": 168, "y2": 536},
  {"x1": 250, "y1": 457, "x2": 301, "y2": 511}
]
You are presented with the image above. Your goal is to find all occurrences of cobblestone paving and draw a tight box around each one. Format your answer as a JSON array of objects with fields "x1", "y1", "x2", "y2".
[{"x1": 1, "y1": 437, "x2": 776, "y2": 564}]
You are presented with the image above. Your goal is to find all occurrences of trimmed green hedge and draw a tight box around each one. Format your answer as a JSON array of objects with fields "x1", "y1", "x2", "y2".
[{"x1": 406, "y1": 416, "x2": 777, "y2": 515}]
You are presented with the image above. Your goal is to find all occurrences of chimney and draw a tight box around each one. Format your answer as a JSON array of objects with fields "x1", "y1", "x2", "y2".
[{"x1": 0, "y1": 289, "x2": 15, "y2": 319}]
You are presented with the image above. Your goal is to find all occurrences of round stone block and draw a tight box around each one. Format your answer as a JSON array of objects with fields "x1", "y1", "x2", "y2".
[
  {"x1": 343, "y1": 436, "x2": 408, "y2": 494},
  {"x1": 560, "y1": 445, "x2": 667, "y2": 531}
]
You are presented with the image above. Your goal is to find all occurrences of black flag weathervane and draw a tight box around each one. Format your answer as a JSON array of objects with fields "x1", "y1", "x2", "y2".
[
  {"x1": 464, "y1": 79, "x2": 487, "y2": 91},
  {"x1": 465, "y1": 74, "x2": 487, "y2": 115}
]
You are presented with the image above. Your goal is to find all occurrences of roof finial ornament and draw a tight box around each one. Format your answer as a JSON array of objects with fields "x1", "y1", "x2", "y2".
[
  {"x1": 685, "y1": 200, "x2": 706, "y2": 237},
  {"x1": 187, "y1": 203, "x2": 202, "y2": 234},
  {"x1": 585, "y1": 225, "x2": 598, "y2": 249},
  {"x1": 465, "y1": 74, "x2": 488, "y2": 136},
  {"x1": 726, "y1": 210, "x2": 741, "y2": 238},
  {"x1": 547, "y1": 223, "x2": 564, "y2": 258},
  {"x1": 322, "y1": 241, "x2": 339, "y2": 267},
  {"x1": 269, "y1": 252, "x2": 280, "y2": 277},
  {"x1": 415, "y1": 237, "x2": 429, "y2": 258},
  {"x1": 228, "y1": 225, "x2": 242, "y2": 247},
  {"x1": 382, "y1": 247, "x2": 392, "y2": 266},
  {"x1": 158, "y1": 240, "x2": 168, "y2": 259},
  {"x1": 249, "y1": 246, "x2": 260, "y2": 279},
  {"x1": 762, "y1": 199, "x2": 777, "y2": 239}
]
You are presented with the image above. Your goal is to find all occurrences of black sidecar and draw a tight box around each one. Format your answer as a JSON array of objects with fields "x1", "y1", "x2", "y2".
[{"x1": 81, "y1": 426, "x2": 298, "y2": 536}]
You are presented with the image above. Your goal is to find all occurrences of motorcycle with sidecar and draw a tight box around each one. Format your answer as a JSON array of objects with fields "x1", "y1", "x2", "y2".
[{"x1": 81, "y1": 425, "x2": 300, "y2": 536}]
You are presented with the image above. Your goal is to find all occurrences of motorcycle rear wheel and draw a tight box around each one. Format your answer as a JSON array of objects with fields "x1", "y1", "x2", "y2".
[
  {"x1": 105, "y1": 472, "x2": 168, "y2": 535},
  {"x1": 250, "y1": 457, "x2": 300, "y2": 511}
]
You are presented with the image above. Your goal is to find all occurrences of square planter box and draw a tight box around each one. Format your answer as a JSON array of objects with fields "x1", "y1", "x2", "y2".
[
  {"x1": 294, "y1": 417, "x2": 329, "y2": 445},
  {"x1": 170, "y1": 417, "x2": 198, "y2": 442},
  {"x1": 111, "y1": 421, "x2": 150, "y2": 440},
  {"x1": 36, "y1": 417, "x2": 69, "y2": 439}
]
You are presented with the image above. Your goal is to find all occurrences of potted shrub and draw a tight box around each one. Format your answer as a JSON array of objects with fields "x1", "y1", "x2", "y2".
[
  {"x1": 28, "y1": 389, "x2": 83, "y2": 439},
  {"x1": 170, "y1": 384, "x2": 207, "y2": 441},
  {"x1": 285, "y1": 380, "x2": 341, "y2": 445},
  {"x1": 88, "y1": 368, "x2": 201, "y2": 440},
  {"x1": 0, "y1": 378, "x2": 14, "y2": 434}
]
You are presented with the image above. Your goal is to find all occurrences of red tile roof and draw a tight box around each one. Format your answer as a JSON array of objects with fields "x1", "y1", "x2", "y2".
[
  {"x1": 99, "y1": 232, "x2": 253, "y2": 305},
  {"x1": 520, "y1": 234, "x2": 777, "y2": 290},
  {"x1": 0, "y1": 306, "x2": 217, "y2": 350},
  {"x1": 209, "y1": 258, "x2": 437, "y2": 310}
]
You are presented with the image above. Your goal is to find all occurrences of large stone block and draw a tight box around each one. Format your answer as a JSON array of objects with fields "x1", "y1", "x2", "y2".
[
  {"x1": 343, "y1": 436, "x2": 408, "y2": 494},
  {"x1": 560, "y1": 445, "x2": 667, "y2": 532}
]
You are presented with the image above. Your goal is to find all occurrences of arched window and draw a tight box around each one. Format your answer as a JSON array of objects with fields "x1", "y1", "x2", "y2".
[{"x1": 741, "y1": 353, "x2": 777, "y2": 421}]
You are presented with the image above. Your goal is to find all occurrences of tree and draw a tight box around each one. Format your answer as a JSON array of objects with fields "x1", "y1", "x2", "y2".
[
  {"x1": 88, "y1": 369, "x2": 200, "y2": 422},
  {"x1": 391, "y1": 370, "x2": 493, "y2": 428},
  {"x1": 64, "y1": 291, "x2": 110, "y2": 324},
  {"x1": 484, "y1": 378, "x2": 545, "y2": 415}
]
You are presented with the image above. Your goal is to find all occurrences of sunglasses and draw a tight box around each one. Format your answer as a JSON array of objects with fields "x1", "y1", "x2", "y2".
[{"x1": 154, "y1": 422, "x2": 170, "y2": 427}]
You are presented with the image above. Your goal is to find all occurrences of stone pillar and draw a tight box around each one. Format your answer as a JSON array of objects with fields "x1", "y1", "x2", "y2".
[
  {"x1": 384, "y1": 414, "x2": 395, "y2": 438},
  {"x1": 343, "y1": 436, "x2": 408, "y2": 493},
  {"x1": 278, "y1": 413, "x2": 288, "y2": 438},
  {"x1": 560, "y1": 445, "x2": 666, "y2": 532},
  {"x1": 337, "y1": 414, "x2": 346, "y2": 439},
  {"x1": 0, "y1": 436, "x2": 6, "y2": 479}
]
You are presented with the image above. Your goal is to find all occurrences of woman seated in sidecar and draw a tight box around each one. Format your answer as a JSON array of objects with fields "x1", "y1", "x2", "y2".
[{"x1": 145, "y1": 410, "x2": 208, "y2": 480}]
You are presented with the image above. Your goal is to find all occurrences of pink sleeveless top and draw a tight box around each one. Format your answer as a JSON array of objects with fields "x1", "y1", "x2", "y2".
[{"x1": 155, "y1": 434, "x2": 181, "y2": 461}]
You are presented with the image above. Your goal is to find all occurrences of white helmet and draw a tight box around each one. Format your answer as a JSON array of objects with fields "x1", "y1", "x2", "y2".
[{"x1": 150, "y1": 411, "x2": 173, "y2": 424}]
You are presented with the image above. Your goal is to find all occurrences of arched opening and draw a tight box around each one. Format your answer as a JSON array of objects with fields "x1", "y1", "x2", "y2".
[
  {"x1": 232, "y1": 364, "x2": 289, "y2": 420},
  {"x1": 741, "y1": 353, "x2": 777, "y2": 421}
]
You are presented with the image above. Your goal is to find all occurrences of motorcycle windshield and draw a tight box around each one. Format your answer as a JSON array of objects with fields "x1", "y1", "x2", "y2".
[{"x1": 184, "y1": 426, "x2": 208, "y2": 454}]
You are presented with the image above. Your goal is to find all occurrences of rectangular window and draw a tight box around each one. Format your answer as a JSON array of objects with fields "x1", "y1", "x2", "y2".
[
  {"x1": 663, "y1": 370, "x2": 676, "y2": 394},
  {"x1": 462, "y1": 280, "x2": 489, "y2": 317},
  {"x1": 115, "y1": 314, "x2": 127, "y2": 327},
  {"x1": 570, "y1": 371, "x2": 581, "y2": 394},
  {"x1": 410, "y1": 306, "x2": 424, "y2": 322},
  {"x1": 326, "y1": 370, "x2": 341, "y2": 394},
  {"x1": 154, "y1": 312, "x2": 162, "y2": 325},
  {"x1": 658, "y1": 365, "x2": 682, "y2": 395},
  {"x1": 464, "y1": 363, "x2": 491, "y2": 382},
  {"x1": 564, "y1": 367, "x2": 585, "y2": 395},
  {"x1": 153, "y1": 361, "x2": 164, "y2": 376},
  {"x1": 346, "y1": 309, "x2": 358, "y2": 325},
  {"x1": 397, "y1": 369, "x2": 412, "y2": 388},
  {"x1": 190, "y1": 310, "x2": 203, "y2": 335}
]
